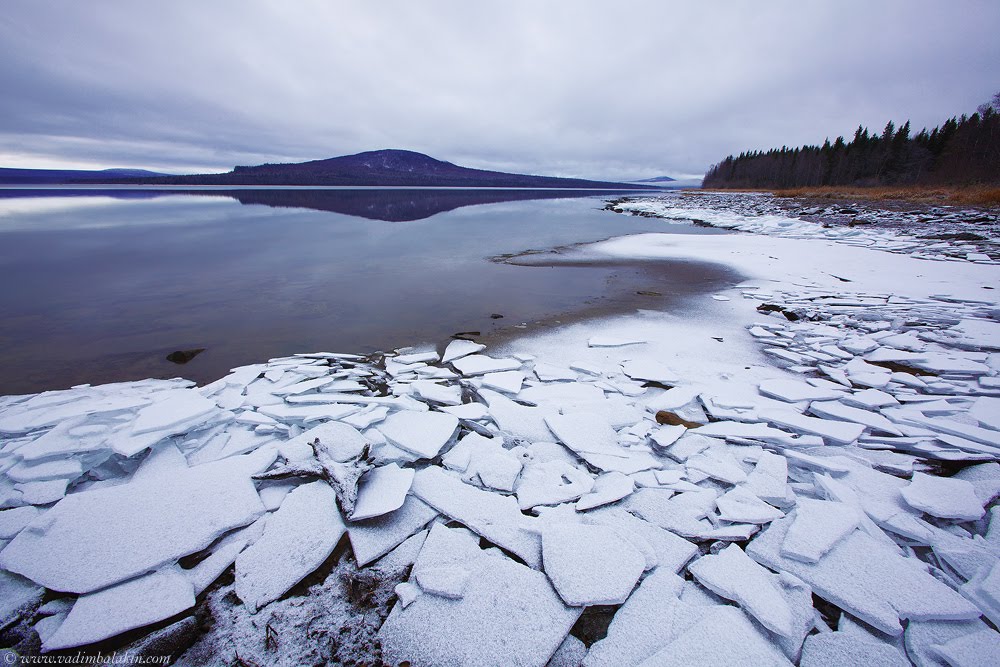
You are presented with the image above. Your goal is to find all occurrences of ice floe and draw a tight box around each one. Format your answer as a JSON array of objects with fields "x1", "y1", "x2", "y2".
[{"x1": 541, "y1": 522, "x2": 645, "y2": 606}]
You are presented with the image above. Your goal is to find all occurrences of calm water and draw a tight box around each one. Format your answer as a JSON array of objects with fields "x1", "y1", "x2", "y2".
[{"x1": 0, "y1": 188, "x2": 737, "y2": 394}]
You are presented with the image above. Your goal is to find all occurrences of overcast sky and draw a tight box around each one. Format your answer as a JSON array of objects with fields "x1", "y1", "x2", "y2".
[{"x1": 1, "y1": 1, "x2": 997, "y2": 180}]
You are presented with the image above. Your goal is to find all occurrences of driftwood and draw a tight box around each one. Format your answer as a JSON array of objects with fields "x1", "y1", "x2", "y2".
[{"x1": 255, "y1": 438, "x2": 374, "y2": 516}]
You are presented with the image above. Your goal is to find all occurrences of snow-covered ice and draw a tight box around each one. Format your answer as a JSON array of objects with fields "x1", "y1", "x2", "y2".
[
  {"x1": 235, "y1": 481, "x2": 344, "y2": 612},
  {"x1": 44, "y1": 566, "x2": 195, "y2": 650},
  {"x1": 688, "y1": 543, "x2": 798, "y2": 637},
  {"x1": 377, "y1": 410, "x2": 458, "y2": 459},
  {"x1": 350, "y1": 463, "x2": 414, "y2": 521},
  {"x1": 901, "y1": 472, "x2": 985, "y2": 521},
  {"x1": 541, "y1": 522, "x2": 645, "y2": 606},
  {"x1": 0, "y1": 451, "x2": 269, "y2": 593}
]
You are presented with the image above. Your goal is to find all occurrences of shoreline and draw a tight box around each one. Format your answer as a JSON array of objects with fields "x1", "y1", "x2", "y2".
[
  {"x1": 699, "y1": 184, "x2": 1000, "y2": 208},
  {"x1": 1, "y1": 193, "x2": 999, "y2": 664}
]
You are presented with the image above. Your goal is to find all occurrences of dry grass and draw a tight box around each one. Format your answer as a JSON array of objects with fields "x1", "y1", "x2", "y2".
[
  {"x1": 775, "y1": 185, "x2": 1000, "y2": 207},
  {"x1": 698, "y1": 185, "x2": 1000, "y2": 208}
]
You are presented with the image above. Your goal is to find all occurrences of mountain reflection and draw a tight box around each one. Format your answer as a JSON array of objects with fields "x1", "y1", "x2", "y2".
[{"x1": 0, "y1": 187, "x2": 642, "y2": 222}]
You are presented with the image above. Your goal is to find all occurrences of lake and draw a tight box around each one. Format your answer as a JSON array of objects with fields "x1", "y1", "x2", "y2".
[{"x1": 0, "y1": 188, "x2": 736, "y2": 395}]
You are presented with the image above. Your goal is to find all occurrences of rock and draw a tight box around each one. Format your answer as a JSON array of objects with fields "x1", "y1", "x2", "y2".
[
  {"x1": 165, "y1": 348, "x2": 206, "y2": 365},
  {"x1": 655, "y1": 411, "x2": 702, "y2": 428}
]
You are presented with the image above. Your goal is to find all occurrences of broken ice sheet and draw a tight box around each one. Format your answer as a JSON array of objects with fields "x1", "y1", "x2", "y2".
[
  {"x1": 378, "y1": 522, "x2": 580, "y2": 667},
  {"x1": 545, "y1": 412, "x2": 660, "y2": 474},
  {"x1": 583, "y1": 569, "x2": 687, "y2": 666},
  {"x1": 451, "y1": 354, "x2": 523, "y2": 376},
  {"x1": 377, "y1": 410, "x2": 458, "y2": 459},
  {"x1": 441, "y1": 339, "x2": 485, "y2": 364},
  {"x1": 799, "y1": 629, "x2": 909, "y2": 667},
  {"x1": 542, "y1": 521, "x2": 646, "y2": 606},
  {"x1": 900, "y1": 472, "x2": 985, "y2": 521},
  {"x1": 350, "y1": 463, "x2": 414, "y2": 521},
  {"x1": 637, "y1": 605, "x2": 793, "y2": 667},
  {"x1": 130, "y1": 389, "x2": 218, "y2": 436},
  {"x1": 688, "y1": 543, "x2": 797, "y2": 637},
  {"x1": 575, "y1": 471, "x2": 635, "y2": 511},
  {"x1": 410, "y1": 466, "x2": 542, "y2": 568},
  {"x1": 516, "y1": 459, "x2": 594, "y2": 510},
  {"x1": 760, "y1": 408, "x2": 865, "y2": 445},
  {"x1": 442, "y1": 432, "x2": 523, "y2": 492},
  {"x1": 715, "y1": 485, "x2": 784, "y2": 524},
  {"x1": 747, "y1": 513, "x2": 981, "y2": 635},
  {"x1": 235, "y1": 481, "x2": 345, "y2": 613},
  {"x1": 0, "y1": 450, "x2": 271, "y2": 594},
  {"x1": 348, "y1": 495, "x2": 438, "y2": 567},
  {"x1": 780, "y1": 498, "x2": 861, "y2": 564},
  {"x1": 480, "y1": 370, "x2": 526, "y2": 395},
  {"x1": 44, "y1": 566, "x2": 195, "y2": 651},
  {"x1": 588, "y1": 335, "x2": 646, "y2": 347},
  {"x1": 758, "y1": 378, "x2": 844, "y2": 403},
  {"x1": 0, "y1": 569, "x2": 43, "y2": 630}
]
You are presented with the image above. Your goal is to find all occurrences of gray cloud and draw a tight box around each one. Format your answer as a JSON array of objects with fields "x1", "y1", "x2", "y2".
[{"x1": 1, "y1": 0, "x2": 997, "y2": 178}]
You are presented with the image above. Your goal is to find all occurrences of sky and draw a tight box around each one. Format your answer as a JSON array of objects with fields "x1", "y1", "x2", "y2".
[{"x1": 0, "y1": 1, "x2": 997, "y2": 180}]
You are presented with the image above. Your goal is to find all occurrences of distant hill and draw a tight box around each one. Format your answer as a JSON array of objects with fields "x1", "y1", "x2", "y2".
[
  {"x1": 0, "y1": 167, "x2": 168, "y2": 184},
  {"x1": 633, "y1": 175, "x2": 676, "y2": 183},
  {"x1": 96, "y1": 150, "x2": 657, "y2": 189}
]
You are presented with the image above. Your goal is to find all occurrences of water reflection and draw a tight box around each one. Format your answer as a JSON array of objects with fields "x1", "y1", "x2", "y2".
[
  {"x1": 0, "y1": 189, "x2": 734, "y2": 394},
  {"x1": 0, "y1": 187, "x2": 641, "y2": 223}
]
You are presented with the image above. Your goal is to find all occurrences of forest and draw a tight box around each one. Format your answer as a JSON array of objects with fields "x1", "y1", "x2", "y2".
[{"x1": 703, "y1": 94, "x2": 1000, "y2": 189}]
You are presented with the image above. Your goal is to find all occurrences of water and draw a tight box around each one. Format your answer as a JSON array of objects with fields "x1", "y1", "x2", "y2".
[{"x1": 0, "y1": 188, "x2": 736, "y2": 394}]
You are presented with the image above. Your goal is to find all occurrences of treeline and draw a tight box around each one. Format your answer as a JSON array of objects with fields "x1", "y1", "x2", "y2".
[{"x1": 703, "y1": 94, "x2": 1000, "y2": 188}]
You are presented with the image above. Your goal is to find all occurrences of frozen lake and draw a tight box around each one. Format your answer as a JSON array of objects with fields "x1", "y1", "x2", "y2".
[{"x1": 0, "y1": 188, "x2": 735, "y2": 394}]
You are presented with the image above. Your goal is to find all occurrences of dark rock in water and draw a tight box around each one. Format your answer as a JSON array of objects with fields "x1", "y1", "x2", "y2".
[
  {"x1": 451, "y1": 331, "x2": 481, "y2": 341},
  {"x1": 490, "y1": 313, "x2": 504, "y2": 319},
  {"x1": 756, "y1": 303, "x2": 801, "y2": 321},
  {"x1": 655, "y1": 411, "x2": 702, "y2": 429},
  {"x1": 636, "y1": 290, "x2": 662, "y2": 297},
  {"x1": 166, "y1": 349, "x2": 206, "y2": 365},
  {"x1": 642, "y1": 381, "x2": 675, "y2": 391}
]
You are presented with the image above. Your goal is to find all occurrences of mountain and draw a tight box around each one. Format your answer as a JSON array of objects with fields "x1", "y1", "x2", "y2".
[
  {"x1": 97, "y1": 150, "x2": 657, "y2": 189},
  {"x1": 0, "y1": 167, "x2": 168, "y2": 184}
]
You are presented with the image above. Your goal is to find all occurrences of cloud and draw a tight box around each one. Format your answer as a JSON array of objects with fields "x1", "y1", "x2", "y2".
[{"x1": 1, "y1": 0, "x2": 998, "y2": 178}]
